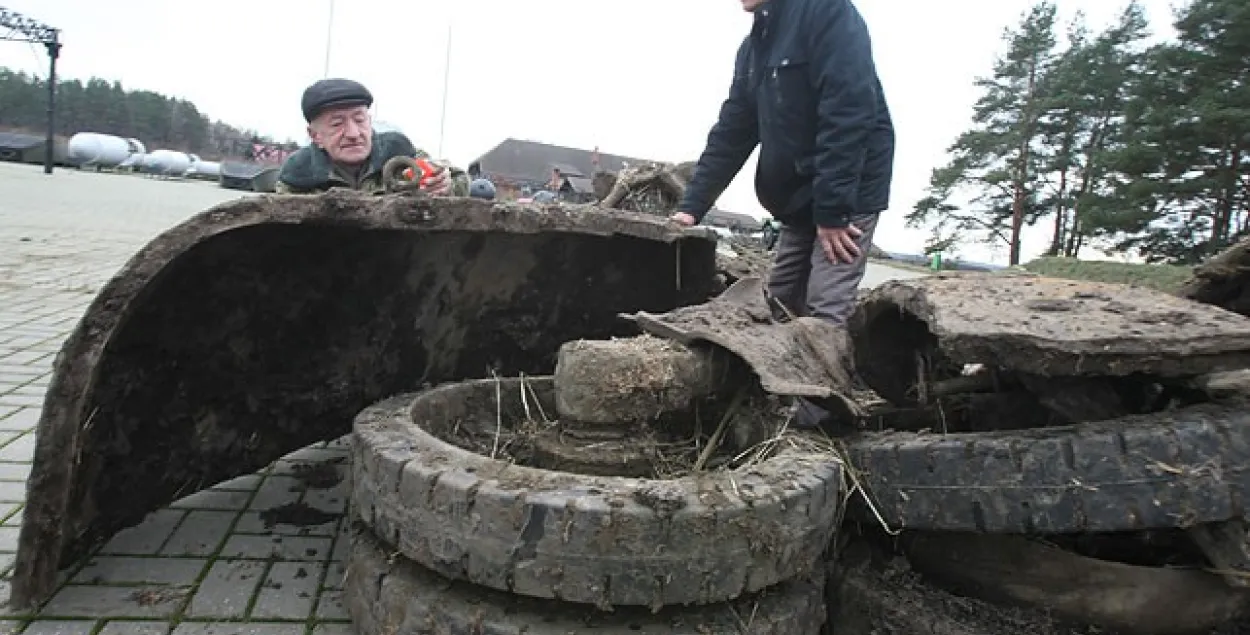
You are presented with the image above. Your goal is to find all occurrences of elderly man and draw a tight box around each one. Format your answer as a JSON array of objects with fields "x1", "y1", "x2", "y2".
[
  {"x1": 276, "y1": 78, "x2": 469, "y2": 196},
  {"x1": 672, "y1": 0, "x2": 895, "y2": 429}
]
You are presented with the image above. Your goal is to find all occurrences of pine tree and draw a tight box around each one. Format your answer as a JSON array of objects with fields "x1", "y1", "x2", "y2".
[
  {"x1": 1106, "y1": 0, "x2": 1250, "y2": 263},
  {"x1": 1036, "y1": 3, "x2": 1149, "y2": 258},
  {"x1": 907, "y1": 2, "x2": 1059, "y2": 265}
]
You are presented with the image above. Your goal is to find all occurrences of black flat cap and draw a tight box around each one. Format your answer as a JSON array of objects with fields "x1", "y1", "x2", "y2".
[{"x1": 301, "y1": 78, "x2": 373, "y2": 122}]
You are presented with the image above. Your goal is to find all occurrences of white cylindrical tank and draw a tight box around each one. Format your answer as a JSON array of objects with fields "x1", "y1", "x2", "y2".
[
  {"x1": 68, "y1": 132, "x2": 133, "y2": 167},
  {"x1": 125, "y1": 138, "x2": 147, "y2": 155},
  {"x1": 187, "y1": 160, "x2": 221, "y2": 178},
  {"x1": 144, "y1": 149, "x2": 193, "y2": 176},
  {"x1": 119, "y1": 153, "x2": 145, "y2": 168}
]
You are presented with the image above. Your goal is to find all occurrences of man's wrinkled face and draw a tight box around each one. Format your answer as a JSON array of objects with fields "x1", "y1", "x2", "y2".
[
  {"x1": 741, "y1": 0, "x2": 767, "y2": 11},
  {"x1": 308, "y1": 105, "x2": 372, "y2": 165}
]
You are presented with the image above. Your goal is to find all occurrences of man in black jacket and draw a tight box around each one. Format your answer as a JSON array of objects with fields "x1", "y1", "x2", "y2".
[
  {"x1": 673, "y1": 0, "x2": 893, "y2": 315},
  {"x1": 671, "y1": 0, "x2": 894, "y2": 428}
]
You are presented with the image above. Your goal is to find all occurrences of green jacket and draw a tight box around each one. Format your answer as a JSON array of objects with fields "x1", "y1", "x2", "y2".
[{"x1": 275, "y1": 130, "x2": 469, "y2": 196}]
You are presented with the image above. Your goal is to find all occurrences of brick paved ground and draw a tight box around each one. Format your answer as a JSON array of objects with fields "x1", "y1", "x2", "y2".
[{"x1": 0, "y1": 163, "x2": 352, "y2": 634}]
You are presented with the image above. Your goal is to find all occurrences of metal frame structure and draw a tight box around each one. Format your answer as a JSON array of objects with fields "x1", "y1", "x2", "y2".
[{"x1": 0, "y1": 7, "x2": 61, "y2": 175}]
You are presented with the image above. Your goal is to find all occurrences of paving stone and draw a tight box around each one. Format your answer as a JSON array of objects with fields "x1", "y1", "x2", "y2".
[
  {"x1": 233, "y1": 509, "x2": 339, "y2": 537},
  {"x1": 0, "y1": 463, "x2": 31, "y2": 481},
  {"x1": 161, "y1": 510, "x2": 236, "y2": 556},
  {"x1": 99, "y1": 509, "x2": 186, "y2": 556},
  {"x1": 0, "y1": 551, "x2": 16, "y2": 576},
  {"x1": 0, "y1": 483, "x2": 25, "y2": 504},
  {"x1": 0, "y1": 351, "x2": 45, "y2": 366},
  {"x1": 8, "y1": 385, "x2": 44, "y2": 397},
  {"x1": 277, "y1": 446, "x2": 350, "y2": 464},
  {"x1": 0, "y1": 393, "x2": 41, "y2": 409},
  {"x1": 185, "y1": 559, "x2": 265, "y2": 619},
  {"x1": 71, "y1": 557, "x2": 206, "y2": 586},
  {"x1": 300, "y1": 481, "x2": 348, "y2": 513},
  {"x1": 0, "y1": 504, "x2": 21, "y2": 522},
  {"x1": 170, "y1": 489, "x2": 252, "y2": 511},
  {"x1": 214, "y1": 474, "x2": 263, "y2": 492},
  {"x1": 0, "y1": 434, "x2": 35, "y2": 462},
  {"x1": 0, "y1": 527, "x2": 18, "y2": 552},
  {"x1": 314, "y1": 586, "x2": 347, "y2": 620},
  {"x1": 21, "y1": 620, "x2": 97, "y2": 634},
  {"x1": 0, "y1": 370, "x2": 40, "y2": 386},
  {"x1": 312, "y1": 624, "x2": 353, "y2": 635},
  {"x1": 172, "y1": 623, "x2": 306, "y2": 635},
  {"x1": 41, "y1": 585, "x2": 188, "y2": 618},
  {"x1": 251, "y1": 561, "x2": 321, "y2": 619},
  {"x1": 219, "y1": 535, "x2": 332, "y2": 562},
  {"x1": 99, "y1": 621, "x2": 171, "y2": 635},
  {"x1": 323, "y1": 537, "x2": 348, "y2": 592},
  {"x1": 246, "y1": 476, "x2": 303, "y2": 511},
  {"x1": 0, "y1": 621, "x2": 19, "y2": 634},
  {"x1": 0, "y1": 408, "x2": 37, "y2": 432}
]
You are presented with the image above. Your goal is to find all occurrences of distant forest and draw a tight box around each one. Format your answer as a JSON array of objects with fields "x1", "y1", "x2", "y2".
[{"x1": 0, "y1": 67, "x2": 296, "y2": 160}]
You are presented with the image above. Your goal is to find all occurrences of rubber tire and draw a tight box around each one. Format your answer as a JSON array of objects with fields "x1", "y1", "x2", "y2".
[
  {"x1": 845, "y1": 400, "x2": 1250, "y2": 533},
  {"x1": 350, "y1": 378, "x2": 844, "y2": 609},
  {"x1": 344, "y1": 522, "x2": 827, "y2": 634}
]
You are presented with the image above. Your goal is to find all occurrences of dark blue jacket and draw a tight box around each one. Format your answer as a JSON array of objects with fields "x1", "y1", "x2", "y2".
[{"x1": 679, "y1": 0, "x2": 894, "y2": 228}]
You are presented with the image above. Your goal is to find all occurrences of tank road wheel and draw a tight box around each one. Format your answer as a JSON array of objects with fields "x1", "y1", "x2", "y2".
[
  {"x1": 845, "y1": 401, "x2": 1250, "y2": 533},
  {"x1": 350, "y1": 377, "x2": 845, "y2": 609},
  {"x1": 344, "y1": 523, "x2": 828, "y2": 635}
]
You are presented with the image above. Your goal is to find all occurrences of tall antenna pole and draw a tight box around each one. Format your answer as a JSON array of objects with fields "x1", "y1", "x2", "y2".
[
  {"x1": 322, "y1": 0, "x2": 335, "y2": 77},
  {"x1": 437, "y1": 21, "x2": 452, "y2": 157}
]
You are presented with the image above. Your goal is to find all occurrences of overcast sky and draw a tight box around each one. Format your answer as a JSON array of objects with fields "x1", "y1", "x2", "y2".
[{"x1": 2, "y1": 0, "x2": 1180, "y2": 264}]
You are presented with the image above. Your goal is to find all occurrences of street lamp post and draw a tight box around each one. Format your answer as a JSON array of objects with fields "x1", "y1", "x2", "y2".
[
  {"x1": 323, "y1": 0, "x2": 334, "y2": 77},
  {"x1": 437, "y1": 21, "x2": 451, "y2": 157}
]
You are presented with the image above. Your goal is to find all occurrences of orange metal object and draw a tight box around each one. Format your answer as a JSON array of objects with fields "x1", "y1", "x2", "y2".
[{"x1": 401, "y1": 158, "x2": 440, "y2": 185}]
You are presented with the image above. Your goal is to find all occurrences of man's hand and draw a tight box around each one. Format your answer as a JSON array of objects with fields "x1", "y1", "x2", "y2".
[
  {"x1": 817, "y1": 224, "x2": 863, "y2": 264},
  {"x1": 419, "y1": 167, "x2": 453, "y2": 196},
  {"x1": 670, "y1": 212, "x2": 697, "y2": 227}
]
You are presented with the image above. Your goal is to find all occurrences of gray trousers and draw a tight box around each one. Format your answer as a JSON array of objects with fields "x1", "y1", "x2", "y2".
[{"x1": 767, "y1": 213, "x2": 879, "y2": 427}]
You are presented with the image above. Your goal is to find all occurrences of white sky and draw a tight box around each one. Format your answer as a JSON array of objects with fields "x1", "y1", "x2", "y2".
[{"x1": 2, "y1": 0, "x2": 1180, "y2": 264}]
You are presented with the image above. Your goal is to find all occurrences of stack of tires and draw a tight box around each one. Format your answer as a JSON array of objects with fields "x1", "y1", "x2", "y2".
[{"x1": 344, "y1": 377, "x2": 847, "y2": 634}]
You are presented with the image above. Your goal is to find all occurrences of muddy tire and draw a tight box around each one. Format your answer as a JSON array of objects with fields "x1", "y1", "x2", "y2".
[
  {"x1": 846, "y1": 401, "x2": 1250, "y2": 533},
  {"x1": 350, "y1": 378, "x2": 844, "y2": 608},
  {"x1": 344, "y1": 522, "x2": 827, "y2": 634}
]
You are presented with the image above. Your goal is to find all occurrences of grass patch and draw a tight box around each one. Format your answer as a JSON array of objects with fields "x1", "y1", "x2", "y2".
[{"x1": 1023, "y1": 256, "x2": 1193, "y2": 294}]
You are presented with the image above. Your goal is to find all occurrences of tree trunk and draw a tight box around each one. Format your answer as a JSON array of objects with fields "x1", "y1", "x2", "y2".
[{"x1": 1010, "y1": 57, "x2": 1041, "y2": 266}]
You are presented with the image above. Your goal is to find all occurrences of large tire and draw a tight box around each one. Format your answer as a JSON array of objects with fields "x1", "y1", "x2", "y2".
[
  {"x1": 351, "y1": 378, "x2": 844, "y2": 609},
  {"x1": 846, "y1": 401, "x2": 1250, "y2": 533},
  {"x1": 344, "y1": 522, "x2": 827, "y2": 634}
]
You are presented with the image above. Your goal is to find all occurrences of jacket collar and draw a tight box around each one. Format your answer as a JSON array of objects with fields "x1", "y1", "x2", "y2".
[{"x1": 279, "y1": 131, "x2": 390, "y2": 190}]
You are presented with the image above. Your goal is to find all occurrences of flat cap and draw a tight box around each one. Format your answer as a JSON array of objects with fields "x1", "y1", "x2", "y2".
[{"x1": 301, "y1": 78, "x2": 373, "y2": 122}]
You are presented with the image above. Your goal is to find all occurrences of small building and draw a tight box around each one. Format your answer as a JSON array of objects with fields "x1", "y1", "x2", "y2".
[
  {"x1": 0, "y1": 132, "x2": 68, "y2": 166},
  {"x1": 470, "y1": 138, "x2": 664, "y2": 202}
]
